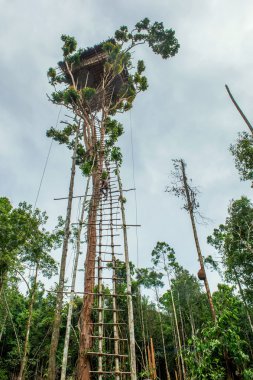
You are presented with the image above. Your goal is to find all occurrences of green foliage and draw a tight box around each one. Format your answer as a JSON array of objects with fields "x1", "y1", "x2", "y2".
[
  {"x1": 207, "y1": 196, "x2": 253, "y2": 296},
  {"x1": 137, "y1": 60, "x2": 145, "y2": 74},
  {"x1": 81, "y1": 87, "x2": 96, "y2": 101},
  {"x1": 110, "y1": 146, "x2": 123, "y2": 166},
  {"x1": 151, "y1": 241, "x2": 179, "y2": 272},
  {"x1": 0, "y1": 197, "x2": 61, "y2": 291},
  {"x1": 0, "y1": 199, "x2": 36, "y2": 287},
  {"x1": 204, "y1": 255, "x2": 223, "y2": 278},
  {"x1": 51, "y1": 90, "x2": 64, "y2": 103},
  {"x1": 136, "y1": 268, "x2": 164, "y2": 288},
  {"x1": 46, "y1": 123, "x2": 78, "y2": 149},
  {"x1": 80, "y1": 160, "x2": 93, "y2": 177},
  {"x1": 230, "y1": 131, "x2": 253, "y2": 182},
  {"x1": 0, "y1": 285, "x2": 82, "y2": 379},
  {"x1": 63, "y1": 86, "x2": 80, "y2": 105},
  {"x1": 101, "y1": 170, "x2": 108, "y2": 180},
  {"x1": 184, "y1": 285, "x2": 253, "y2": 379},
  {"x1": 114, "y1": 18, "x2": 180, "y2": 59},
  {"x1": 61, "y1": 34, "x2": 77, "y2": 57},
  {"x1": 105, "y1": 117, "x2": 124, "y2": 146}
]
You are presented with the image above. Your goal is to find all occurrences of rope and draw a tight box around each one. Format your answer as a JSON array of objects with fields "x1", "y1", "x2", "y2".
[
  {"x1": 129, "y1": 110, "x2": 149, "y2": 370},
  {"x1": 33, "y1": 106, "x2": 62, "y2": 210},
  {"x1": 65, "y1": 196, "x2": 82, "y2": 279}
]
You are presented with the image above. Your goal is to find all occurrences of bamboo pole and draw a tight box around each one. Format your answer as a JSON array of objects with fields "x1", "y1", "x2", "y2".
[
  {"x1": 97, "y1": 193, "x2": 104, "y2": 380},
  {"x1": 60, "y1": 177, "x2": 90, "y2": 380},
  {"x1": 48, "y1": 128, "x2": 79, "y2": 380},
  {"x1": 108, "y1": 172, "x2": 120, "y2": 380},
  {"x1": 162, "y1": 252, "x2": 186, "y2": 379},
  {"x1": 117, "y1": 167, "x2": 137, "y2": 380}
]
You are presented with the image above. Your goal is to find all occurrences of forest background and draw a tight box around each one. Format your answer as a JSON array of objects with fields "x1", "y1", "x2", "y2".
[{"x1": 1, "y1": 0, "x2": 253, "y2": 302}]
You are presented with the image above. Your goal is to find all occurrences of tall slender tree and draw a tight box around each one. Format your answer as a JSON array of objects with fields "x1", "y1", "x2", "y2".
[
  {"x1": 47, "y1": 123, "x2": 80, "y2": 380},
  {"x1": 167, "y1": 159, "x2": 216, "y2": 322},
  {"x1": 47, "y1": 20, "x2": 179, "y2": 379},
  {"x1": 61, "y1": 177, "x2": 90, "y2": 380},
  {"x1": 225, "y1": 85, "x2": 253, "y2": 188},
  {"x1": 207, "y1": 196, "x2": 253, "y2": 319}
]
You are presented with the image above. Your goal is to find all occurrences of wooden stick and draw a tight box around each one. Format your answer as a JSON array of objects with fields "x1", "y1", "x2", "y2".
[{"x1": 225, "y1": 84, "x2": 253, "y2": 135}]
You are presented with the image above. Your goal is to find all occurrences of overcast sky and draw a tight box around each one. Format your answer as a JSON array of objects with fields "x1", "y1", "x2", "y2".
[{"x1": 1, "y1": 0, "x2": 253, "y2": 293}]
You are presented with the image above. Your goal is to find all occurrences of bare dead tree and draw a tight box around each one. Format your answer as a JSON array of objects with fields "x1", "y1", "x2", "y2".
[{"x1": 166, "y1": 159, "x2": 216, "y2": 322}]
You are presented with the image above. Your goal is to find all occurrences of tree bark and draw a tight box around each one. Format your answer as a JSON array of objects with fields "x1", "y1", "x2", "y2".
[
  {"x1": 48, "y1": 129, "x2": 79, "y2": 380},
  {"x1": 76, "y1": 172, "x2": 100, "y2": 380},
  {"x1": 180, "y1": 160, "x2": 216, "y2": 322},
  {"x1": 76, "y1": 111, "x2": 107, "y2": 379}
]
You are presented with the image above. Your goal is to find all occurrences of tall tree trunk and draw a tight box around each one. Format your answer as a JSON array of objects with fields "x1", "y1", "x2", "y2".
[
  {"x1": 225, "y1": 85, "x2": 253, "y2": 136},
  {"x1": 76, "y1": 116, "x2": 107, "y2": 379},
  {"x1": 163, "y1": 254, "x2": 186, "y2": 379},
  {"x1": 155, "y1": 287, "x2": 171, "y2": 380},
  {"x1": 177, "y1": 292, "x2": 186, "y2": 347},
  {"x1": 48, "y1": 129, "x2": 79, "y2": 380},
  {"x1": 117, "y1": 167, "x2": 137, "y2": 380},
  {"x1": 170, "y1": 314, "x2": 182, "y2": 380},
  {"x1": 180, "y1": 160, "x2": 216, "y2": 322},
  {"x1": 138, "y1": 287, "x2": 149, "y2": 373},
  {"x1": 18, "y1": 264, "x2": 39, "y2": 380},
  {"x1": 76, "y1": 173, "x2": 100, "y2": 380},
  {"x1": 61, "y1": 177, "x2": 90, "y2": 380}
]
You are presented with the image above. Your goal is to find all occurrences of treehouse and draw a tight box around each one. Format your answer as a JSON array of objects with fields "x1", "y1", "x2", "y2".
[{"x1": 59, "y1": 42, "x2": 129, "y2": 111}]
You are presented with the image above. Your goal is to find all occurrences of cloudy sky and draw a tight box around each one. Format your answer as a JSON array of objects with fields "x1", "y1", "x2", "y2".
[{"x1": 1, "y1": 0, "x2": 253, "y2": 293}]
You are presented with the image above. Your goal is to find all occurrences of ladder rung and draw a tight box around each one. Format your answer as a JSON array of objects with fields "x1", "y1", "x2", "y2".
[
  {"x1": 101, "y1": 212, "x2": 120, "y2": 216},
  {"x1": 88, "y1": 259, "x2": 114, "y2": 262},
  {"x1": 87, "y1": 351, "x2": 128, "y2": 358},
  {"x1": 96, "y1": 233, "x2": 120, "y2": 236},
  {"x1": 90, "y1": 335, "x2": 127, "y2": 341},
  {"x1": 98, "y1": 207, "x2": 119, "y2": 210},
  {"x1": 89, "y1": 322, "x2": 127, "y2": 325},
  {"x1": 92, "y1": 308, "x2": 124, "y2": 312},
  {"x1": 96, "y1": 252, "x2": 123, "y2": 256},
  {"x1": 89, "y1": 371, "x2": 131, "y2": 375},
  {"x1": 85, "y1": 292, "x2": 127, "y2": 297},
  {"x1": 88, "y1": 276, "x2": 125, "y2": 281},
  {"x1": 93, "y1": 244, "x2": 121, "y2": 247},
  {"x1": 92, "y1": 253, "x2": 120, "y2": 257}
]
